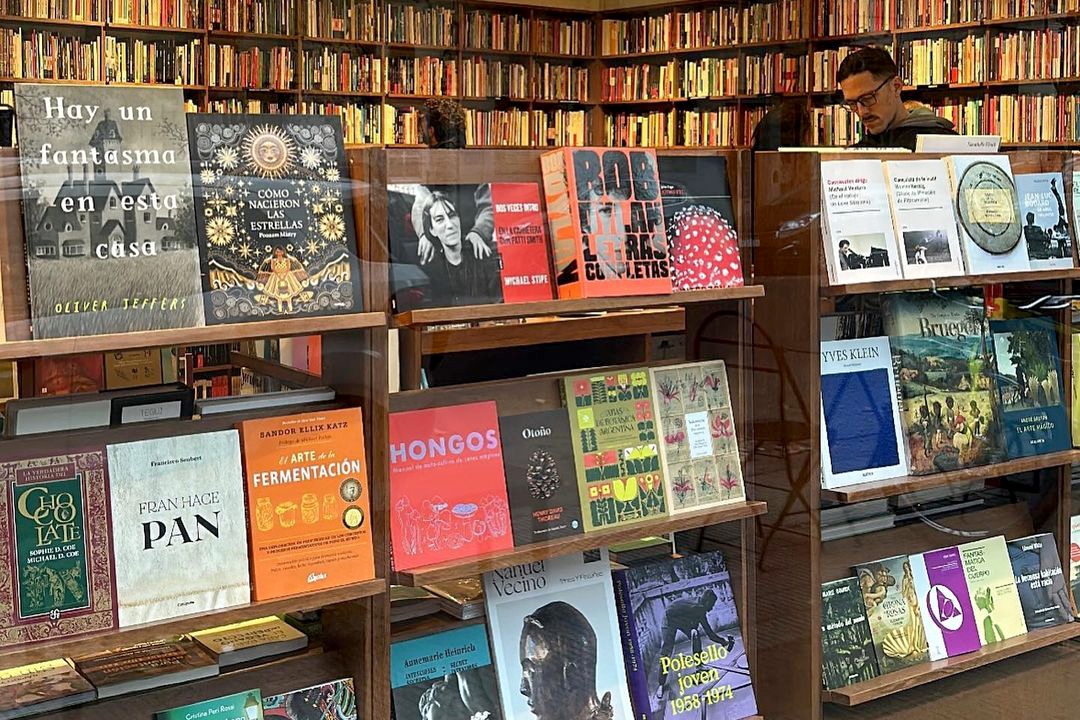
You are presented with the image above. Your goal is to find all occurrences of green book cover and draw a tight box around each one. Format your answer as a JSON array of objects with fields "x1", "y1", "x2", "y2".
[
  {"x1": 155, "y1": 690, "x2": 263, "y2": 720},
  {"x1": 852, "y1": 554, "x2": 930, "y2": 673},
  {"x1": 821, "y1": 577, "x2": 880, "y2": 690},
  {"x1": 563, "y1": 368, "x2": 668, "y2": 532},
  {"x1": 959, "y1": 536, "x2": 1028, "y2": 645}
]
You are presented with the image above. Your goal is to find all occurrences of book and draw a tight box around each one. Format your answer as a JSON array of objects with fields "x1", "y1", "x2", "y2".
[
  {"x1": 237, "y1": 408, "x2": 374, "y2": 601},
  {"x1": 1074, "y1": 331, "x2": 1080, "y2": 446},
  {"x1": 106, "y1": 430, "x2": 250, "y2": 626},
  {"x1": 155, "y1": 690, "x2": 263, "y2": 720},
  {"x1": 908, "y1": 546, "x2": 982, "y2": 661},
  {"x1": 657, "y1": 154, "x2": 745, "y2": 291},
  {"x1": 33, "y1": 354, "x2": 104, "y2": 395},
  {"x1": 390, "y1": 625, "x2": 502, "y2": 720},
  {"x1": 819, "y1": 160, "x2": 902, "y2": 285},
  {"x1": 387, "y1": 182, "x2": 553, "y2": 311},
  {"x1": 424, "y1": 577, "x2": 485, "y2": 620},
  {"x1": 389, "y1": 401, "x2": 512, "y2": 571},
  {"x1": 563, "y1": 369, "x2": 669, "y2": 531},
  {"x1": 1071, "y1": 516, "x2": 1080, "y2": 607},
  {"x1": 0, "y1": 449, "x2": 116, "y2": 648},
  {"x1": 0, "y1": 659, "x2": 95, "y2": 718},
  {"x1": 613, "y1": 551, "x2": 757, "y2": 720},
  {"x1": 103, "y1": 349, "x2": 163, "y2": 390},
  {"x1": 945, "y1": 154, "x2": 1029, "y2": 274},
  {"x1": 881, "y1": 291, "x2": 1004, "y2": 475},
  {"x1": 389, "y1": 585, "x2": 441, "y2": 624},
  {"x1": 1006, "y1": 533, "x2": 1073, "y2": 631},
  {"x1": 75, "y1": 637, "x2": 218, "y2": 699},
  {"x1": 1015, "y1": 172, "x2": 1074, "y2": 269},
  {"x1": 190, "y1": 617, "x2": 309, "y2": 668},
  {"x1": 958, "y1": 536, "x2": 1028, "y2": 645},
  {"x1": 853, "y1": 554, "x2": 930, "y2": 673},
  {"x1": 540, "y1": 147, "x2": 673, "y2": 298},
  {"x1": 819, "y1": 338, "x2": 907, "y2": 490},
  {"x1": 13, "y1": 84, "x2": 205, "y2": 339},
  {"x1": 187, "y1": 114, "x2": 362, "y2": 324},
  {"x1": 650, "y1": 361, "x2": 745, "y2": 512},
  {"x1": 483, "y1": 549, "x2": 634, "y2": 720},
  {"x1": 263, "y1": 678, "x2": 356, "y2": 719},
  {"x1": 989, "y1": 317, "x2": 1070, "y2": 458},
  {"x1": 820, "y1": 577, "x2": 880, "y2": 691},
  {"x1": 882, "y1": 159, "x2": 966, "y2": 279},
  {"x1": 498, "y1": 408, "x2": 584, "y2": 545}
]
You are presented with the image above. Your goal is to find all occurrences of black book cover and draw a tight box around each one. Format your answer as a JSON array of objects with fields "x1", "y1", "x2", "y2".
[{"x1": 499, "y1": 409, "x2": 583, "y2": 545}]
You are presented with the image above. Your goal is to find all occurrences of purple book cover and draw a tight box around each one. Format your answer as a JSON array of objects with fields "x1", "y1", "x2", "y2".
[
  {"x1": 613, "y1": 569, "x2": 651, "y2": 719},
  {"x1": 922, "y1": 547, "x2": 982, "y2": 657}
]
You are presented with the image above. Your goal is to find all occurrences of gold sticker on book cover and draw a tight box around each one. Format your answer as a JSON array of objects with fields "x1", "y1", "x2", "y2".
[{"x1": 957, "y1": 162, "x2": 1021, "y2": 255}]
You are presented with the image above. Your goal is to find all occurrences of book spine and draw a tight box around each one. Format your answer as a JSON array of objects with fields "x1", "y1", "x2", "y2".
[{"x1": 611, "y1": 569, "x2": 650, "y2": 720}]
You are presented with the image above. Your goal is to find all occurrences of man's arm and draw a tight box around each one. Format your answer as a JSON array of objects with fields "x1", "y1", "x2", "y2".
[
  {"x1": 696, "y1": 610, "x2": 727, "y2": 644},
  {"x1": 467, "y1": 184, "x2": 495, "y2": 258}
]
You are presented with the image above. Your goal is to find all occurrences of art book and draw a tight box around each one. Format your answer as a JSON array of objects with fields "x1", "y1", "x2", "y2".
[
  {"x1": 387, "y1": 182, "x2": 553, "y2": 311},
  {"x1": 945, "y1": 154, "x2": 1029, "y2": 275},
  {"x1": 156, "y1": 690, "x2": 263, "y2": 720},
  {"x1": 1072, "y1": 516, "x2": 1080, "y2": 610},
  {"x1": 563, "y1": 369, "x2": 669, "y2": 532},
  {"x1": 0, "y1": 659, "x2": 95, "y2": 718},
  {"x1": 958, "y1": 536, "x2": 1028, "y2": 645},
  {"x1": 1015, "y1": 172, "x2": 1074, "y2": 269},
  {"x1": 237, "y1": 408, "x2": 374, "y2": 601},
  {"x1": 820, "y1": 577, "x2": 879, "y2": 691},
  {"x1": 390, "y1": 624, "x2": 502, "y2": 720},
  {"x1": 882, "y1": 291, "x2": 1004, "y2": 475},
  {"x1": 908, "y1": 546, "x2": 982, "y2": 661},
  {"x1": 498, "y1": 408, "x2": 584, "y2": 545},
  {"x1": 187, "y1": 114, "x2": 362, "y2": 324},
  {"x1": 819, "y1": 337, "x2": 907, "y2": 490},
  {"x1": 191, "y1": 617, "x2": 309, "y2": 668},
  {"x1": 389, "y1": 401, "x2": 512, "y2": 571},
  {"x1": 13, "y1": 84, "x2": 205, "y2": 339},
  {"x1": 106, "y1": 430, "x2": 250, "y2": 626},
  {"x1": 989, "y1": 317, "x2": 1070, "y2": 459},
  {"x1": 264, "y1": 678, "x2": 356, "y2": 720},
  {"x1": 819, "y1": 159, "x2": 902, "y2": 285},
  {"x1": 0, "y1": 449, "x2": 116, "y2": 648},
  {"x1": 540, "y1": 147, "x2": 673, "y2": 298},
  {"x1": 853, "y1": 554, "x2": 930, "y2": 673},
  {"x1": 657, "y1": 154, "x2": 744, "y2": 291},
  {"x1": 650, "y1": 361, "x2": 745, "y2": 512},
  {"x1": 882, "y1": 159, "x2": 966, "y2": 279},
  {"x1": 484, "y1": 549, "x2": 634, "y2": 720},
  {"x1": 613, "y1": 551, "x2": 757, "y2": 720},
  {"x1": 33, "y1": 354, "x2": 104, "y2": 395},
  {"x1": 74, "y1": 637, "x2": 218, "y2": 698},
  {"x1": 1006, "y1": 533, "x2": 1073, "y2": 631}
]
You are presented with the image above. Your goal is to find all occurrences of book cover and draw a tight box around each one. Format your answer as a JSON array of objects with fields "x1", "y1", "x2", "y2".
[
  {"x1": 387, "y1": 182, "x2": 553, "y2": 311},
  {"x1": 657, "y1": 155, "x2": 744, "y2": 291},
  {"x1": 1006, "y1": 533, "x2": 1073, "y2": 631},
  {"x1": 540, "y1": 147, "x2": 672, "y2": 298},
  {"x1": 563, "y1": 369, "x2": 669, "y2": 532},
  {"x1": 1072, "y1": 516, "x2": 1080, "y2": 607},
  {"x1": 390, "y1": 625, "x2": 502, "y2": 720},
  {"x1": 614, "y1": 551, "x2": 757, "y2": 720},
  {"x1": 1073, "y1": 333, "x2": 1080, "y2": 446},
  {"x1": 498, "y1": 408, "x2": 584, "y2": 545},
  {"x1": 13, "y1": 84, "x2": 205, "y2": 339},
  {"x1": 958, "y1": 536, "x2": 1028, "y2": 645},
  {"x1": 882, "y1": 159, "x2": 966, "y2": 279},
  {"x1": 852, "y1": 554, "x2": 930, "y2": 673},
  {"x1": 104, "y1": 349, "x2": 163, "y2": 390},
  {"x1": 0, "y1": 449, "x2": 116, "y2": 647},
  {"x1": 0, "y1": 659, "x2": 95, "y2": 717},
  {"x1": 819, "y1": 338, "x2": 907, "y2": 490},
  {"x1": 650, "y1": 361, "x2": 745, "y2": 512},
  {"x1": 155, "y1": 690, "x2": 263, "y2": 720},
  {"x1": 237, "y1": 408, "x2": 374, "y2": 601},
  {"x1": 908, "y1": 546, "x2": 982, "y2": 660},
  {"x1": 945, "y1": 154, "x2": 1029, "y2": 275},
  {"x1": 106, "y1": 430, "x2": 250, "y2": 626},
  {"x1": 820, "y1": 577, "x2": 879, "y2": 691},
  {"x1": 1015, "y1": 172, "x2": 1074, "y2": 269},
  {"x1": 389, "y1": 401, "x2": 512, "y2": 571},
  {"x1": 75, "y1": 637, "x2": 218, "y2": 694},
  {"x1": 187, "y1": 114, "x2": 362, "y2": 324},
  {"x1": 33, "y1": 354, "x2": 104, "y2": 395},
  {"x1": 190, "y1": 616, "x2": 308, "y2": 661},
  {"x1": 881, "y1": 291, "x2": 1004, "y2": 475},
  {"x1": 264, "y1": 678, "x2": 356, "y2": 720},
  {"x1": 819, "y1": 159, "x2": 902, "y2": 285},
  {"x1": 989, "y1": 317, "x2": 1070, "y2": 458},
  {"x1": 483, "y1": 549, "x2": 634, "y2": 720}
]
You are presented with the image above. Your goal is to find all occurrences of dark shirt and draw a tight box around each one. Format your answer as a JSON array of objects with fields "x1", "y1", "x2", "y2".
[
  {"x1": 662, "y1": 598, "x2": 725, "y2": 643},
  {"x1": 853, "y1": 109, "x2": 958, "y2": 151}
]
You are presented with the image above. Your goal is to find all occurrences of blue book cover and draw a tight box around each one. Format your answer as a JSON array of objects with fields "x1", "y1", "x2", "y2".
[
  {"x1": 1006, "y1": 533, "x2": 1073, "y2": 631},
  {"x1": 1015, "y1": 172, "x2": 1074, "y2": 270},
  {"x1": 989, "y1": 317, "x2": 1070, "y2": 458}
]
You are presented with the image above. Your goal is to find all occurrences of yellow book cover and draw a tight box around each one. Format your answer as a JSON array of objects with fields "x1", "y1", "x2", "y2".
[
  {"x1": 959, "y1": 536, "x2": 1028, "y2": 645},
  {"x1": 190, "y1": 616, "x2": 307, "y2": 655}
]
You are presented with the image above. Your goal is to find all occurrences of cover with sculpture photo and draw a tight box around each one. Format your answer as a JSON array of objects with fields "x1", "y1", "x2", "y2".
[{"x1": 390, "y1": 625, "x2": 502, "y2": 720}]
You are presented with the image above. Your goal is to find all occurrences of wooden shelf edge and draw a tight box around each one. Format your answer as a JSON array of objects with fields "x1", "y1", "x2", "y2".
[
  {"x1": 394, "y1": 500, "x2": 767, "y2": 586},
  {"x1": 822, "y1": 622, "x2": 1080, "y2": 706},
  {"x1": 820, "y1": 268, "x2": 1080, "y2": 297}
]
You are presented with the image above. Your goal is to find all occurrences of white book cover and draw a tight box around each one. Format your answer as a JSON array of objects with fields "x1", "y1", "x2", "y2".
[
  {"x1": 820, "y1": 159, "x2": 903, "y2": 286},
  {"x1": 483, "y1": 549, "x2": 633, "y2": 720},
  {"x1": 1015, "y1": 172, "x2": 1075, "y2": 269},
  {"x1": 107, "y1": 430, "x2": 250, "y2": 627},
  {"x1": 883, "y1": 159, "x2": 966, "y2": 279},
  {"x1": 819, "y1": 337, "x2": 908, "y2": 490},
  {"x1": 945, "y1": 154, "x2": 1030, "y2": 275}
]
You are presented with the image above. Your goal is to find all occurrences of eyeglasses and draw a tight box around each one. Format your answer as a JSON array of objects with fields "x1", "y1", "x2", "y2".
[{"x1": 841, "y1": 75, "x2": 895, "y2": 112}]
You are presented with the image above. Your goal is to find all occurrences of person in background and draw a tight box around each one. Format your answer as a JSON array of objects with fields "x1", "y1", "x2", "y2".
[
  {"x1": 751, "y1": 99, "x2": 811, "y2": 151},
  {"x1": 422, "y1": 97, "x2": 467, "y2": 149},
  {"x1": 837, "y1": 47, "x2": 958, "y2": 150}
]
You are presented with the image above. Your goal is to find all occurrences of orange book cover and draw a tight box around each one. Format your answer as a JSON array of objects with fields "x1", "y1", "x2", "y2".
[{"x1": 238, "y1": 407, "x2": 374, "y2": 601}]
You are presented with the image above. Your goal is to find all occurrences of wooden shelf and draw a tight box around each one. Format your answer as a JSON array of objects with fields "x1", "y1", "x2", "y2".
[
  {"x1": 209, "y1": 29, "x2": 298, "y2": 41},
  {"x1": 0, "y1": 578, "x2": 386, "y2": 670},
  {"x1": 822, "y1": 622, "x2": 1080, "y2": 706},
  {"x1": 820, "y1": 268, "x2": 1080, "y2": 297},
  {"x1": 894, "y1": 21, "x2": 983, "y2": 35},
  {"x1": 394, "y1": 286, "x2": 764, "y2": 326},
  {"x1": 394, "y1": 501, "x2": 767, "y2": 586},
  {"x1": 302, "y1": 88, "x2": 383, "y2": 97},
  {"x1": 106, "y1": 23, "x2": 206, "y2": 35},
  {"x1": 820, "y1": 450, "x2": 1080, "y2": 504},
  {"x1": 190, "y1": 363, "x2": 233, "y2": 374},
  {"x1": 0, "y1": 13, "x2": 102, "y2": 27},
  {"x1": 986, "y1": 76, "x2": 1080, "y2": 87},
  {"x1": 302, "y1": 35, "x2": 381, "y2": 47}
]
